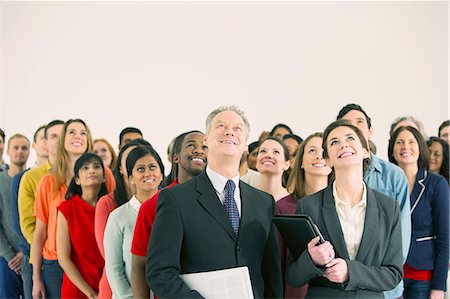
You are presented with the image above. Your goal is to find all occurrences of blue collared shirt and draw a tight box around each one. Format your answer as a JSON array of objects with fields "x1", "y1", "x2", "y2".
[{"x1": 365, "y1": 154, "x2": 411, "y2": 299}]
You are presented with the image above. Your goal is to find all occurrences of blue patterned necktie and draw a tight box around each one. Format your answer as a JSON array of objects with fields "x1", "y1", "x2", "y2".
[{"x1": 223, "y1": 180, "x2": 240, "y2": 237}]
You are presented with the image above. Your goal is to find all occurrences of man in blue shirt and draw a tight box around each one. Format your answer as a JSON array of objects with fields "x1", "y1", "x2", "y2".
[{"x1": 337, "y1": 103, "x2": 411, "y2": 299}]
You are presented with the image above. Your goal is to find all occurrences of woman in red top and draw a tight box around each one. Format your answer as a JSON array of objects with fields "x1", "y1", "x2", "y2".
[{"x1": 57, "y1": 153, "x2": 108, "y2": 299}]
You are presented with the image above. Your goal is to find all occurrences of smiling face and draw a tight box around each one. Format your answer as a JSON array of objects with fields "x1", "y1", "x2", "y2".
[
  {"x1": 75, "y1": 160, "x2": 105, "y2": 188},
  {"x1": 205, "y1": 110, "x2": 248, "y2": 159},
  {"x1": 393, "y1": 130, "x2": 419, "y2": 167},
  {"x1": 326, "y1": 126, "x2": 369, "y2": 170},
  {"x1": 175, "y1": 132, "x2": 207, "y2": 176},
  {"x1": 256, "y1": 139, "x2": 290, "y2": 175},
  {"x1": 301, "y1": 136, "x2": 331, "y2": 177},
  {"x1": 94, "y1": 140, "x2": 113, "y2": 167},
  {"x1": 64, "y1": 122, "x2": 88, "y2": 156},
  {"x1": 428, "y1": 141, "x2": 443, "y2": 173},
  {"x1": 129, "y1": 154, "x2": 163, "y2": 195}
]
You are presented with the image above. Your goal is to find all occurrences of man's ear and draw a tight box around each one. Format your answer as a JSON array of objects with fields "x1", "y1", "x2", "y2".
[{"x1": 173, "y1": 153, "x2": 180, "y2": 164}]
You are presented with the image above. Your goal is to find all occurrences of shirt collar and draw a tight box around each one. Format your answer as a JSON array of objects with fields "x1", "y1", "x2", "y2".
[
  {"x1": 333, "y1": 181, "x2": 367, "y2": 208},
  {"x1": 206, "y1": 166, "x2": 240, "y2": 193},
  {"x1": 367, "y1": 153, "x2": 382, "y2": 174},
  {"x1": 129, "y1": 195, "x2": 142, "y2": 212}
]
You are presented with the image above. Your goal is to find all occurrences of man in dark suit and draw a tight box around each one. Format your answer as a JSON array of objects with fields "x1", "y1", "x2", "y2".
[{"x1": 146, "y1": 106, "x2": 282, "y2": 298}]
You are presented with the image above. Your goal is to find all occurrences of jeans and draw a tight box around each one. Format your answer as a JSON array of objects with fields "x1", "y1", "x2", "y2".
[
  {"x1": 42, "y1": 259, "x2": 63, "y2": 299},
  {"x1": 0, "y1": 256, "x2": 23, "y2": 298},
  {"x1": 21, "y1": 253, "x2": 33, "y2": 299},
  {"x1": 404, "y1": 279, "x2": 431, "y2": 299}
]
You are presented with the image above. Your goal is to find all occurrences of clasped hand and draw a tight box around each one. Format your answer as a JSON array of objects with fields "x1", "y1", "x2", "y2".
[{"x1": 307, "y1": 237, "x2": 348, "y2": 284}]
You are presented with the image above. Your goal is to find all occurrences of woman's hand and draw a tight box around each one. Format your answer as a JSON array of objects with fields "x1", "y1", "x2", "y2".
[
  {"x1": 32, "y1": 278, "x2": 46, "y2": 299},
  {"x1": 429, "y1": 289, "x2": 444, "y2": 299},
  {"x1": 324, "y1": 258, "x2": 349, "y2": 283},
  {"x1": 307, "y1": 236, "x2": 335, "y2": 267}
]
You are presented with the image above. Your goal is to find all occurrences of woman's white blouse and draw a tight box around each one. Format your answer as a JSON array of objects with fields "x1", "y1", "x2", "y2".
[{"x1": 104, "y1": 196, "x2": 141, "y2": 299}]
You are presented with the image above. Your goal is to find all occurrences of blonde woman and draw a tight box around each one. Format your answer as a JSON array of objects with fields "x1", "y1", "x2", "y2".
[{"x1": 32, "y1": 119, "x2": 115, "y2": 299}]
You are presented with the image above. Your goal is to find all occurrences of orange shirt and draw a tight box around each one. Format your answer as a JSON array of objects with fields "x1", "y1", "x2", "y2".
[{"x1": 34, "y1": 167, "x2": 115, "y2": 260}]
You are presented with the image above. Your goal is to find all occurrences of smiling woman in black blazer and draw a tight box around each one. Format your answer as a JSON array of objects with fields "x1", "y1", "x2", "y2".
[
  {"x1": 286, "y1": 120, "x2": 403, "y2": 298},
  {"x1": 389, "y1": 126, "x2": 449, "y2": 299}
]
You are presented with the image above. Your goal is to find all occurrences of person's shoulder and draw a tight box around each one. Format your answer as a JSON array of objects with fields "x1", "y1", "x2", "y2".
[
  {"x1": 374, "y1": 155, "x2": 404, "y2": 176},
  {"x1": 425, "y1": 170, "x2": 448, "y2": 189}
]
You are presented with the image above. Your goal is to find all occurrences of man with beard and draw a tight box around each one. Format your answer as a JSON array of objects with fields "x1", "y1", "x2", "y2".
[
  {"x1": 0, "y1": 134, "x2": 30, "y2": 298},
  {"x1": 131, "y1": 130, "x2": 207, "y2": 298}
]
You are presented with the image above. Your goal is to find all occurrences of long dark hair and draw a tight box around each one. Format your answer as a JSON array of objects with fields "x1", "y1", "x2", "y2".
[
  {"x1": 322, "y1": 119, "x2": 371, "y2": 173},
  {"x1": 126, "y1": 146, "x2": 165, "y2": 180},
  {"x1": 388, "y1": 126, "x2": 429, "y2": 170},
  {"x1": 427, "y1": 137, "x2": 449, "y2": 183},
  {"x1": 113, "y1": 138, "x2": 153, "y2": 207},
  {"x1": 65, "y1": 153, "x2": 108, "y2": 200}
]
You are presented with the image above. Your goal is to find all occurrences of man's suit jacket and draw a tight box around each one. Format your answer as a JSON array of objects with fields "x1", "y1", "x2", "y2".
[
  {"x1": 406, "y1": 168, "x2": 449, "y2": 291},
  {"x1": 286, "y1": 184, "x2": 403, "y2": 298},
  {"x1": 146, "y1": 171, "x2": 283, "y2": 298}
]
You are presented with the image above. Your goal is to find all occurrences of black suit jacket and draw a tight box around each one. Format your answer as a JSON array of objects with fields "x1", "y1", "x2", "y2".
[
  {"x1": 146, "y1": 171, "x2": 283, "y2": 298},
  {"x1": 286, "y1": 184, "x2": 403, "y2": 298}
]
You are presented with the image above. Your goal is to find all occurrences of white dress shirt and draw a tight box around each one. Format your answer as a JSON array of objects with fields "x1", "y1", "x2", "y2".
[
  {"x1": 333, "y1": 181, "x2": 367, "y2": 260},
  {"x1": 206, "y1": 166, "x2": 241, "y2": 217}
]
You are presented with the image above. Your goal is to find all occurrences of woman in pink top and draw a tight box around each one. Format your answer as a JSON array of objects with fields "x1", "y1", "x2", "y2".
[
  {"x1": 32, "y1": 119, "x2": 115, "y2": 299},
  {"x1": 95, "y1": 139, "x2": 152, "y2": 299}
]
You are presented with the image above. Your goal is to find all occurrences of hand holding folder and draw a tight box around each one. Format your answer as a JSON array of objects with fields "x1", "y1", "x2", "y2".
[{"x1": 273, "y1": 214, "x2": 325, "y2": 260}]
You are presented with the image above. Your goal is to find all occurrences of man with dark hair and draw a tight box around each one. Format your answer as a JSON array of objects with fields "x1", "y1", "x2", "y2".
[
  {"x1": 438, "y1": 120, "x2": 450, "y2": 144},
  {"x1": 118, "y1": 127, "x2": 143, "y2": 150},
  {"x1": 0, "y1": 128, "x2": 8, "y2": 172},
  {"x1": 16, "y1": 120, "x2": 64, "y2": 298},
  {"x1": 337, "y1": 103, "x2": 410, "y2": 299},
  {"x1": 31, "y1": 125, "x2": 48, "y2": 168},
  {"x1": 0, "y1": 133, "x2": 30, "y2": 298},
  {"x1": 131, "y1": 130, "x2": 207, "y2": 298},
  {"x1": 147, "y1": 106, "x2": 282, "y2": 298}
]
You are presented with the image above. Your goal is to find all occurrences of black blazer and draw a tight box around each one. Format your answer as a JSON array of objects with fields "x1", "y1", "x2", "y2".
[
  {"x1": 146, "y1": 171, "x2": 283, "y2": 298},
  {"x1": 286, "y1": 184, "x2": 403, "y2": 298}
]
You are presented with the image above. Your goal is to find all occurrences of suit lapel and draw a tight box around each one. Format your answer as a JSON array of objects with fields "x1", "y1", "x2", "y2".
[
  {"x1": 195, "y1": 172, "x2": 237, "y2": 242},
  {"x1": 355, "y1": 187, "x2": 378, "y2": 262},
  {"x1": 321, "y1": 185, "x2": 350, "y2": 260},
  {"x1": 410, "y1": 168, "x2": 427, "y2": 214},
  {"x1": 238, "y1": 182, "x2": 256, "y2": 238}
]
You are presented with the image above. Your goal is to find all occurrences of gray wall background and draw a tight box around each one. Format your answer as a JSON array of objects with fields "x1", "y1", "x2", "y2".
[{"x1": 1, "y1": 1, "x2": 448, "y2": 169}]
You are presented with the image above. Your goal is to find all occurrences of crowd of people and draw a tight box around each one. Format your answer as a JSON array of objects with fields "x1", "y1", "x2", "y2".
[{"x1": 0, "y1": 104, "x2": 448, "y2": 299}]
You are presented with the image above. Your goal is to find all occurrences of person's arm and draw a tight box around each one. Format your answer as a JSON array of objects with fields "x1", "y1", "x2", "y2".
[
  {"x1": 0, "y1": 192, "x2": 18, "y2": 262},
  {"x1": 395, "y1": 172, "x2": 411, "y2": 264},
  {"x1": 146, "y1": 190, "x2": 202, "y2": 298},
  {"x1": 261, "y1": 200, "x2": 283, "y2": 298},
  {"x1": 104, "y1": 212, "x2": 133, "y2": 298},
  {"x1": 131, "y1": 254, "x2": 149, "y2": 299},
  {"x1": 130, "y1": 203, "x2": 152, "y2": 299},
  {"x1": 32, "y1": 218, "x2": 47, "y2": 299},
  {"x1": 56, "y1": 211, "x2": 97, "y2": 299},
  {"x1": 18, "y1": 173, "x2": 37, "y2": 246},
  {"x1": 430, "y1": 177, "x2": 449, "y2": 293},
  {"x1": 94, "y1": 195, "x2": 113, "y2": 259}
]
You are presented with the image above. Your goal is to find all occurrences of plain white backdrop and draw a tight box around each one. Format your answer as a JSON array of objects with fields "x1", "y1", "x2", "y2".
[{"x1": 1, "y1": 1, "x2": 448, "y2": 171}]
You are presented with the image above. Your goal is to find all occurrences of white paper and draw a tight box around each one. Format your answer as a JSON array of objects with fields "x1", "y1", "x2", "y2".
[{"x1": 179, "y1": 266, "x2": 254, "y2": 299}]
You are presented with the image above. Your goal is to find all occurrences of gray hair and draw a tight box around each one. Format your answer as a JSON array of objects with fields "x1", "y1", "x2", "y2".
[
  {"x1": 390, "y1": 115, "x2": 427, "y2": 139},
  {"x1": 205, "y1": 106, "x2": 250, "y2": 140}
]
